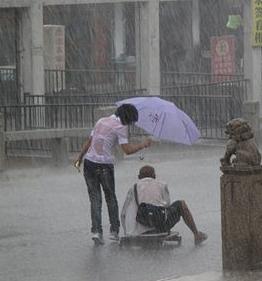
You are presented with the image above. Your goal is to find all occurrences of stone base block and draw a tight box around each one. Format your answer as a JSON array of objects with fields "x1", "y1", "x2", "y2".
[{"x1": 221, "y1": 167, "x2": 262, "y2": 270}]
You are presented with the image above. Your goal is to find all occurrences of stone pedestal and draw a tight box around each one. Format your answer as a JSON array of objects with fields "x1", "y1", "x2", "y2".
[
  {"x1": 220, "y1": 166, "x2": 262, "y2": 270},
  {"x1": 0, "y1": 113, "x2": 5, "y2": 171}
]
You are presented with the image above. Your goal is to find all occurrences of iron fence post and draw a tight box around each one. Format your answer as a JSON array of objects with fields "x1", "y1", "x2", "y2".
[{"x1": 0, "y1": 113, "x2": 5, "y2": 171}]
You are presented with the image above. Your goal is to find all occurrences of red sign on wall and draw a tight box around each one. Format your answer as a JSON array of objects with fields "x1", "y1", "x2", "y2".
[{"x1": 211, "y1": 35, "x2": 236, "y2": 81}]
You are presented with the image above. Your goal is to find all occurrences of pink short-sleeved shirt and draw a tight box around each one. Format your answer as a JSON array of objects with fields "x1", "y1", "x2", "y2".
[{"x1": 84, "y1": 114, "x2": 128, "y2": 164}]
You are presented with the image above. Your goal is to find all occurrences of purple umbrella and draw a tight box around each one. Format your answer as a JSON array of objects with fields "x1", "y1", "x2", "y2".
[{"x1": 116, "y1": 96, "x2": 200, "y2": 145}]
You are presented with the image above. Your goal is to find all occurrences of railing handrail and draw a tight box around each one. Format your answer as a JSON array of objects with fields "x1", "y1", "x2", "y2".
[
  {"x1": 161, "y1": 71, "x2": 244, "y2": 76},
  {"x1": 45, "y1": 68, "x2": 136, "y2": 73},
  {"x1": 0, "y1": 103, "x2": 114, "y2": 108},
  {"x1": 161, "y1": 79, "x2": 249, "y2": 89},
  {"x1": 0, "y1": 67, "x2": 16, "y2": 70}
]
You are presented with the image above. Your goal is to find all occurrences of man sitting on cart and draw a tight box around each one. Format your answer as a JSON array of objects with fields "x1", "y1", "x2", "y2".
[{"x1": 120, "y1": 165, "x2": 207, "y2": 245}]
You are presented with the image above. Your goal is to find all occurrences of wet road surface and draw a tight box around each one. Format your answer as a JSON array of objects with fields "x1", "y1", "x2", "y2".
[{"x1": 0, "y1": 144, "x2": 261, "y2": 281}]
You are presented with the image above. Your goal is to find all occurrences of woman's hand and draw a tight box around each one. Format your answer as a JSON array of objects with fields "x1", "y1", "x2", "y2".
[
  {"x1": 143, "y1": 138, "x2": 152, "y2": 148},
  {"x1": 73, "y1": 158, "x2": 82, "y2": 172}
]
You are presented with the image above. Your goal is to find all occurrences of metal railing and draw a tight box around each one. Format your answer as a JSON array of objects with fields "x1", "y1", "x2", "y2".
[
  {"x1": 1, "y1": 79, "x2": 249, "y2": 157},
  {"x1": 0, "y1": 102, "x2": 144, "y2": 155},
  {"x1": 161, "y1": 79, "x2": 248, "y2": 139},
  {"x1": 24, "y1": 89, "x2": 147, "y2": 105},
  {"x1": 0, "y1": 68, "x2": 245, "y2": 106},
  {"x1": 2, "y1": 88, "x2": 147, "y2": 156},
  {"x1": 161, "y1": 71, "x2": 244, "y2": 86},
  {"x1": 0, "y1": 103, "x2": 96, "y2": 131},
  {"x1": 45, "y1": 69, "x2": 136, "y2": 94},
  {"x1": 45, "y1": 69, "x2": 244, "y2": 94},
  {"x1": 2, "y1": 80, "x2": 248, "y2": 137},
  {"x1": 22, "y1": 88, "x2": 147, "y2": 139},
  {"x1": 161, "y1": 79, "x2": 248, "y2": 97},
  {"x1": 0, "y1": 67, "x2": 19, "y2": 105},
  {"x1": 4, "y1": 80, "x2": 248, "y2": 135}
]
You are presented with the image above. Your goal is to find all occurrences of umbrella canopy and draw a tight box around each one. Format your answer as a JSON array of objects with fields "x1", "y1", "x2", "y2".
[{"x1": 116, "y1": 96, "x2": 200, "y2": 145}]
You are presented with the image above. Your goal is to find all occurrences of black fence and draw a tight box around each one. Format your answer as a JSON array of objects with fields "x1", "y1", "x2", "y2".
[
  {"x1": 161, "y1": 71, "x2": 244, "y2": 86},
  {"x1": 0, "y1": 67, "x2": 245, "y2": 105},
  {"x1": 1, "y1": 88, "x2": 146, "y2": 156},
  {"x1": 161, "y1": 79, "x2": 248, "y2": 139},
  {"x1": 0, "y1": 103, "x2": 96, "y2": 131},
  {"x1": 0, "y1": 103, "x2": 144, "y2": 155},
  {"x1": 1, "y1": 79, "x2": 249, "y2": 157},
  {"x1": 45, "y1": 69, "x2": 136, "y2": 94},
  {"x1": 0, "y1": 67, "x2": 19, "y2": 105},
  {"x1": 24, "y1": 89, "x2": 147, "y2": 105},
  {"x1": 2, "y1": 80, "x2": 248, "y2": 136},
  {"x1": 45, "y1": 69, "x2": 244, "y2": 94}
]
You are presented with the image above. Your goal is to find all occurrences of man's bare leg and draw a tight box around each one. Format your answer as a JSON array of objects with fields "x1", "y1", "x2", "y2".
[{"x1": 180, "y1": 200, "x2": 208, "y2": 245}]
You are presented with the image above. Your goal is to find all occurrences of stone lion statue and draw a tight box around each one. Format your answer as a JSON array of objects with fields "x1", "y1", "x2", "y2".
[{"x1": 220, "y1": 118, "x2": 261, "y2": 167}]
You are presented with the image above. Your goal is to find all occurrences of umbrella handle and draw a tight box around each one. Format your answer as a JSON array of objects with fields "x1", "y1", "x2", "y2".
[{"x1": 139, "y1": 148, "x2": 145, "y2": 160}]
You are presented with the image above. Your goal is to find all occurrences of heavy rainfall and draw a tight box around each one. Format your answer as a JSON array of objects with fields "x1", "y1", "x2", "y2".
[{"x1": 1, "y1": 1, "x2": 262, "y2": 281}]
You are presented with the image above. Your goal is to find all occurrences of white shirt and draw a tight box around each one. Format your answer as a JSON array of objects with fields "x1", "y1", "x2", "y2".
[
  {"x1": 121, "y1": 177, "x2": 171, "y2": 236},
  {"x1": 84, "y1": 114, "x2": 128, "y2": 164}
]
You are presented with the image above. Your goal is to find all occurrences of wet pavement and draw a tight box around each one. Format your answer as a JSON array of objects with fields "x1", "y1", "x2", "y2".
[{"x1": 0, "y1": 143, "x2": 261, "y2": 281}]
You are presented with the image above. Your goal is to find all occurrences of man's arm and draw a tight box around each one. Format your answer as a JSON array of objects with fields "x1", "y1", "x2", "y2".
[
  {"x1": 121, "y1": 188, "x2": 134, "y2": 235},
  {"x1": 163, "y1": 184, "x2": 171, "y2": 207}
]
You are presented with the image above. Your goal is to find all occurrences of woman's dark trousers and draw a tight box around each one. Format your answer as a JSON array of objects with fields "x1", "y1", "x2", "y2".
[{"x1": 84, "y1": 159, "x2": 120, "y2": 234}]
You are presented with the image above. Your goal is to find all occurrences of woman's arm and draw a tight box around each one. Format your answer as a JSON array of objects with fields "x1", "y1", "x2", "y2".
[
  {"x1": 121, "y1": 138, "x2": 152, "y2": 155},
  {"x1": 74, "y1": 137, "x2": 92, "y2": 168}
]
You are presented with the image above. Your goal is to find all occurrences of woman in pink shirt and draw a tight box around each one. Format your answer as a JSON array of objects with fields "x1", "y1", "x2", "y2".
[{"x1": 75, "y1": 104, "x2": 151, "y2": 245}]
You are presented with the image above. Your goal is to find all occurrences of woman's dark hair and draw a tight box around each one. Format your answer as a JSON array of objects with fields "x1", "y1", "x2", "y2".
[{"x1": 115, "y1": 104, "x2": 138, "y2": 125}]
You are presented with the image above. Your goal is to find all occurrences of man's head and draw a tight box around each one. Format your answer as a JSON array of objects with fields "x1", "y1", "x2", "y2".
[
  {"x1": 138, "y1": 165, "x2": 156, "y2": 179},
  {"x1": 115, "y1": 104, "x2": 138, "y2": 125}
]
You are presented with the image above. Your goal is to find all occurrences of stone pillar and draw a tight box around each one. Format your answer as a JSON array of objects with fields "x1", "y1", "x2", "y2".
[
  {"x1": 221, "y1": 166, "x2": 262, "y2": 270},
  {"x1": 19, "y1": 2, "x2": 44, "y2": 96},
  {"x1": 243, "y1": 1, "x2": 262, "y2": 116},
  {"x1": 114, "y1": 3, "x2": 126, "y2": 59},
  {"x1": 44, "y1": 25, "x2": 65, "y2": 93},
  {"x1": 192, "y1": 0, "x2": 200, "y2": 71},
  {"x1": 242, "y1": 101, "x2": 260, "y2": 141},
  {"x1": 192, "y1": 0, "x2": 200, "y2": 48},
  {"x1": 135, "y1": 0, "x2": 160, "y2": 95},
  {"x1": 0, "y1": 113, "x2": 5, "y2": 171},
  {"x1": 18, "y1": 3, "x2": 45, "y2": 128}
]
